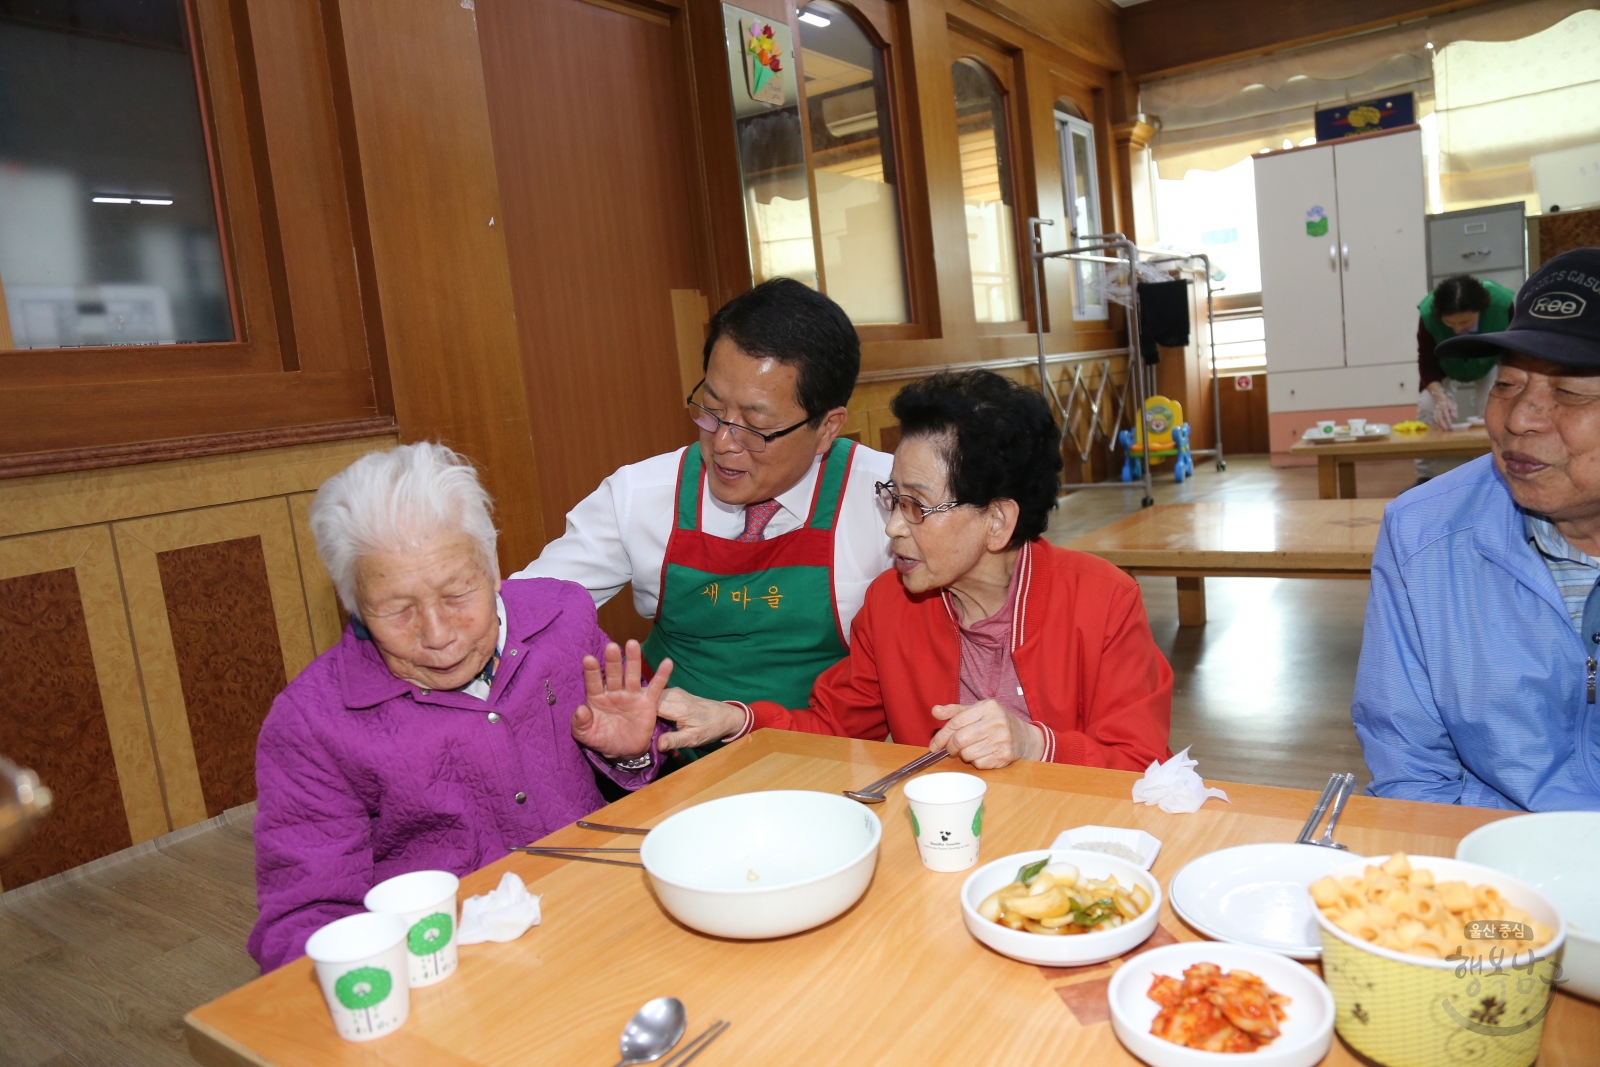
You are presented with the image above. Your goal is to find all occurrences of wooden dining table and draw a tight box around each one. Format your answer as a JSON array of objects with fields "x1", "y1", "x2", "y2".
[
  {"x1": 184, "y1": 731, "x2": 1598, "y2": 1067},
  {"x1": 1064, "y1": 499, "x2": 1387, "y2": 625},
  {"x1": 1289, "y1": 427, "x2": 1492, "y2": 499}
]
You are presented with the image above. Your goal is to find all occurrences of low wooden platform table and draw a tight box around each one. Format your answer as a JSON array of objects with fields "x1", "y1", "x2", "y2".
[
  {"x1": 1289, "y1": 427, "x2": 1492, "y2": 499},
  {"x1": 1064, "y1": 500, "x2": 1388, "y2": 625},
  {"x1": 185, "y1": 731, "x2": 1596, "y2": 1067}
]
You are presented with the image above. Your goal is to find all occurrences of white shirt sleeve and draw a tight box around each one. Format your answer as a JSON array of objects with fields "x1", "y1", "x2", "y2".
[
  {"x1": 509, "y1": 449, "x2": 683, "y2": 613},
  {"x1": 832, "y1": 445, "x2": 895, "y2": 640}
]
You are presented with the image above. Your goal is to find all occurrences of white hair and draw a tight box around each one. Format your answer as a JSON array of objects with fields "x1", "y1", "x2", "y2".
[{"x1": 309, "y1": 441, "x2": 499, "y2": 613}]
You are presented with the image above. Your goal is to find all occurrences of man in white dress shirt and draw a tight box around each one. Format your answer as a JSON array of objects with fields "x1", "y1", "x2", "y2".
[{"x1": 513, "y1": 279, "x2": 893, "y2": 762}]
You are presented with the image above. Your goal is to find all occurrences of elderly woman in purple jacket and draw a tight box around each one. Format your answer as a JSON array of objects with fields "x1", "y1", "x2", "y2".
[{"x1": 247, "y1": 442, "x2": 670, "y2": 971}]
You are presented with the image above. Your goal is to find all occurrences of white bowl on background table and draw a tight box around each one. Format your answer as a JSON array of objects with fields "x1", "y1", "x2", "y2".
[
  {"x1": 960, "y1": 848, "x2": 1161, "y2": 967},
  {"x1": 1456, "y1": 811, "x2": 1600, "y2": 1002},
  {"x1": 1107, "y1": 941, "x2": 1335, "y2": 1067},
  {"x1": 1168, "y1": 843, "x2": 1366, "y2": 960},
  {"x1": 639, "y1": 790, "x2": 881, "y2": 939}
]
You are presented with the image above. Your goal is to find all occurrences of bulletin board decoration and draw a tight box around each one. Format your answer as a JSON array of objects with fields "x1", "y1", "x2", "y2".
[
  {"x1": 1315, "y1": 93, "x2": 1415, "y2": 142},
  {"x1": 742, "y1": 19, "x2": 785, "y2": 105}
]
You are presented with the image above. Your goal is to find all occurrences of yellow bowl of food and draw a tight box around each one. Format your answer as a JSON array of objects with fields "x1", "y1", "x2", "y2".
[
  {"x1": 1312, "y1": 853, "x2": 1567, "y2": 1067},
  {"x1": 961, "y1": 848, "x2": 1161, "y2": 966}
]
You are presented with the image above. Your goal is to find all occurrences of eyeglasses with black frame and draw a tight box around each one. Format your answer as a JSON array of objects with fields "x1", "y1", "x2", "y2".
[
  {"x1": 686, "y1": 378, "x2": 813, "y2": 453},
  {"x1": 874, "y1": 480, "x2": 962, "y2": 524}
]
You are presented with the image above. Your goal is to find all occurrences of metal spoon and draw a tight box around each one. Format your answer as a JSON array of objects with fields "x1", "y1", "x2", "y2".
[
  {"x1": 611, "y1": 997, "x2": 686, "y2": 1067},
  {"x1": 844, "y1": 749, "x2": 949, "y2": 804}
]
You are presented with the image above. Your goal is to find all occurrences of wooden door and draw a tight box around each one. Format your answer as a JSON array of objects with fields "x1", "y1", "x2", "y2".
[
  {"x1": 1255, "y1": 145, "x2": 1345, "y2": 375},
  {"x1": 477, "y1": 0, "x2": 701, "y2": 538},
  {"x1": 1335, "y1": 129, "x2": 1428, "y2": 368}
]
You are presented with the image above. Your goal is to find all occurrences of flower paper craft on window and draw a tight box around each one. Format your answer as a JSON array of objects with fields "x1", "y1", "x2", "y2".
[{"x1": 743, "y1": 20, "x2": 785, "y2": 105}]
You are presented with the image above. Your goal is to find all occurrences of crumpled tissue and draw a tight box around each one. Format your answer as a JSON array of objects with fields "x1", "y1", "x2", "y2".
[
  {"x1": 1131, "y1": 746, "x2": 1230, "y2": 814},
  {"x1": 457, "y1": 871, "x2": 542, "y2": 945}
]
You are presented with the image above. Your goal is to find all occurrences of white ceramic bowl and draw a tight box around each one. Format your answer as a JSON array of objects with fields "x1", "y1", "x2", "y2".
[
  {"x1": 1108, "y1": 941, "x2": 1335, "y2": 1067},
  {"x1": 1456, "y1": 811, "x2": 1600, "y2": 1002},
  {"x1": 960, "y1": 849, "x2": 1162, "y2": 967},
  {"x1": 640, "y1": 790, "x2": 881, "y2": 939},
  {"x1": 1051, "y1": 824, "x2": 1163, "y2": 870}
]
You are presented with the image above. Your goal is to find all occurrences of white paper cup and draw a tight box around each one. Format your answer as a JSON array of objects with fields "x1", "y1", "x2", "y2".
[
  {"x1": 364, "y1": 870, "x2": 460, "y2": 987},
  {"x1": 1317, "y1": 419, "x2": 1335, "y2": 435},
  {"x1": 305, "y1": 912, "x2": 410, "y2": 1042},
  {"x1": 904, "y1": 771, "x2": 987, "y2": 872},
  {"x1": 1348, "y1": 417, "x2": 1367, "y2": 434}
]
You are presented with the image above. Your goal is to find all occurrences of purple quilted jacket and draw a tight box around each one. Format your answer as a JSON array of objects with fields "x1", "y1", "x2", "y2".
[{"x1": 247, "y1": 577, "x2": 660, "y2": 971}]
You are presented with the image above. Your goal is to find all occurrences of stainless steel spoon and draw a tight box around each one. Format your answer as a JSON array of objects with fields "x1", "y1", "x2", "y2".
[
  {"x1": 843, "y1": 749, "x2": 949, "y2": 804},
  {"x1": 611, "y1": 997, "x2": 686, "y2": 1067}
]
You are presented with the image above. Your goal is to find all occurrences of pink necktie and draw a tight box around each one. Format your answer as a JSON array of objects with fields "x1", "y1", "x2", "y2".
[{"x1": 738, "y1": 499, "x2": 781, "y2": 543}]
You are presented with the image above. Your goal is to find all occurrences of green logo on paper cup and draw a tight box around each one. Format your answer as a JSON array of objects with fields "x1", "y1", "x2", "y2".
[
  {"x1": 972, "y1": 802, "x2": 984, "y2": 836},
  {"x1": 408, "y1": 912, "x2": 453, "y2": 955},
  {"x1": 334, "y1": 966, "x2": 392, "y2": 1010},
  {"x1": 911, "y1": 811, "x2": 920, "y2": 838}
]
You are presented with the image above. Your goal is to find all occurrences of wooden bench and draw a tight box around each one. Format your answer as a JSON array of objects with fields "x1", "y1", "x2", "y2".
[{"x1": 1063, "y1": 499, "x2": 1388, "y2": 625}]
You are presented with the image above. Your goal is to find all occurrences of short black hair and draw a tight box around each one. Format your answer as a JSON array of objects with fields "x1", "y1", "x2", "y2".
[
  {"x1": 1434, "y1": 274, "x2": 1491, "y2": 316},
  {"x1": 890, "y1": 370, "x2": 1062, "y2": 547},
  {"x1": 703, "y1": 278, "x2": 860, "y2": 423}
]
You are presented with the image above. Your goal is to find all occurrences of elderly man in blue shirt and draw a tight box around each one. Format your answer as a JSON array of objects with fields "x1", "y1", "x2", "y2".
[{"x1": 1353, "y1": 248, "x2": 1600, "y2": 811}]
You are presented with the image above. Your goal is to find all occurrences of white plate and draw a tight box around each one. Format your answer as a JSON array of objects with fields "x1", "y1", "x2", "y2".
[
  {"x1": 1108, "y1": 941, "x2": 1335, "y2": 1067},
  {"x1": 1168, "y1": 843, "x2": 1365, "y2": 960},
  {"x1": 1051, "y1": 825, "x2": 1162, "y2": 870}
]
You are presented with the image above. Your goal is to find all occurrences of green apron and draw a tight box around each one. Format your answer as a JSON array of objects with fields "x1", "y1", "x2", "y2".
[{"x1": 642, "y1": 439, "x2": 856, "y2": 763}]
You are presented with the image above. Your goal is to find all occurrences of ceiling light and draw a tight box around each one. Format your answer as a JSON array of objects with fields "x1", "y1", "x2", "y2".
[
  {"x1": 92, "y1": 196, "x2": 133, "y2": 204},
  {"x1": 135, "y1": 198, "x2": 173, "y2": 205},
  {"x1": 799, "y1": 11, "x2": 830, "y2": 26},
  {"x1": 91, "y1": 196, "x2": 173, "y2": 205}
]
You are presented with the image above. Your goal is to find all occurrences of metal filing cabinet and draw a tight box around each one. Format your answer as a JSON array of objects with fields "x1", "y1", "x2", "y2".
[{"x1": 1426, "y1": 200, "x2": 1526, "y2": 296}]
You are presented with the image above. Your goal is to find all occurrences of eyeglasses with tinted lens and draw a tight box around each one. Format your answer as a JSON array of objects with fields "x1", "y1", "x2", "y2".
[
  {"x1": 874, "y1": 481, "x2": 961, "y2": 524},
  {"x1": 685, "y1": 378, "x2": 811, "y2": 453}
]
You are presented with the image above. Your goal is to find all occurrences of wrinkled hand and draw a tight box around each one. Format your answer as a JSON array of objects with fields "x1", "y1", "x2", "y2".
[
  {"x1": 657, "y1": 688, "x2": 746, "y2": 750},
  {"x1": 570, "y1": 641, "x2": 671, "y2": 760},
  {"x1": 929, "y1": 700, "x2": 1043, "y2": 769}
]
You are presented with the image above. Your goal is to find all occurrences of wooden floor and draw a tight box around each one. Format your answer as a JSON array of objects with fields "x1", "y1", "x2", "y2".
[{"x1": 0, "y1": 454, "x2": 1416, "y2": 1066}]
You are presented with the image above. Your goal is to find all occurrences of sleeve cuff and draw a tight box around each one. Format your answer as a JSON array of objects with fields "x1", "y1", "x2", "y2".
[
  {"x1": 1029, "y1": 720, "x2": 1056, "y2": 763},
  {"x1": 721, "y1": 701, "x2": 754, "y2": 742}
]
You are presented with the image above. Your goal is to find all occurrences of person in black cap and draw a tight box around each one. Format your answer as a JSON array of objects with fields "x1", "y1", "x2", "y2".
[{"x1": 1352, "y1": 248, "x2": 1600, "y2": 812}]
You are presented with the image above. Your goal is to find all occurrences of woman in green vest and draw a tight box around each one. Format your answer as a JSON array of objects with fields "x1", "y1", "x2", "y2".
[{"x1": 1415, "y1": 273, "x2": 1516, "y2": 481}]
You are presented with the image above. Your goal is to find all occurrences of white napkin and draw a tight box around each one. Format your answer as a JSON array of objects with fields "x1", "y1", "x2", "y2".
[
  {"x1": 457, "y1": 871, "x2": 542, "y2": 945},
  {"x1": 1131, "y1": 746, "x2": 1230, "y2": 814}
]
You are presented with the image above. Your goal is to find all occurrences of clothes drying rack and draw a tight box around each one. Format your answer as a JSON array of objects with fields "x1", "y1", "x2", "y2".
[{"x1": 1027, "y1": 220, "x2": 1225, "y2": 508}]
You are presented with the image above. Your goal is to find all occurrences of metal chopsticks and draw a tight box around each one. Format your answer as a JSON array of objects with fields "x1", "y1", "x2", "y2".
[
  {"x1": 660, "y1": 1020, "x2": 730, "y2": 1067},
  {"x1": 576, "y1": 819, "x2": 651, "y2": 835},
  {"x1": 508, "y1": 846, "x2": 643, "y2": 869},
  {"x1": 1296, "y1": 772, "x2": 1357, "y2": 849}
]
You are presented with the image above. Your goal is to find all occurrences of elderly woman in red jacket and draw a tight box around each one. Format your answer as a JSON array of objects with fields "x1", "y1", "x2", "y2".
[{"x1": 658, "y1": 369, "x2": 1172, "y2": 770}]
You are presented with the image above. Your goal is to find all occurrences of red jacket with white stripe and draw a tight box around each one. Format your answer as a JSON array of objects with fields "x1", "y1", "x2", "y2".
[{"x1": 742, "y1": 539, "x2": 1173, "y2": 770}]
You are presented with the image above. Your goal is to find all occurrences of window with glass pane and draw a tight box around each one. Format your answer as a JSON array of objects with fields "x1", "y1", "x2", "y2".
[
  {"x1": 1056, "y1": 110, "x2": 1107, "y2": 321},
  {"x1": 952, "y1": 58, "x2": 1020, "y2": 322},
  {"x1": 795, "y1": 1, "x2": 907, "y2": 324},
  {"x1": 722, "y1": 4, "x2": 817, "y2": 289},
  {"x1": 0, "y1": 0, "x2": 233, "y2": 350}
]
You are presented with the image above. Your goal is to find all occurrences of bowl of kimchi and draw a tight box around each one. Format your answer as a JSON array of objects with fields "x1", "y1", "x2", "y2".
[{"x1": 1107, "y1": 941, "x2": 1334, "y2": 1067}]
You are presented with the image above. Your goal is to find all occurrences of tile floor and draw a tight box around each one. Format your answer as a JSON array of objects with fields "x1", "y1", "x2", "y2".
[{"x1": 0, "y1": 454, "x2": 1420, "y2": 1066}]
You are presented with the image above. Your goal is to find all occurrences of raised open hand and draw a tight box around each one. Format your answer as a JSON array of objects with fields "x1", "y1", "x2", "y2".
[{"x1": 569, "y1": 641, "x2": 672, "y2": 760}]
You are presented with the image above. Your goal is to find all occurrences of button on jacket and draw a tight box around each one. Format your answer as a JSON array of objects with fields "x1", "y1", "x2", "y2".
[
  {"x1": 248, "y1": 578, "x2": 660, "y2": 971},
  {"x1": 1353, "y1": 455, "x2": 1600, "y2": 811}
]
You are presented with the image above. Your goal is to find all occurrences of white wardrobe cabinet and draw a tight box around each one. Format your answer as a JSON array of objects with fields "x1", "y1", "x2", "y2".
[{"x1": 1255, "y1": 127, "x2": 1427, "y2": 413}]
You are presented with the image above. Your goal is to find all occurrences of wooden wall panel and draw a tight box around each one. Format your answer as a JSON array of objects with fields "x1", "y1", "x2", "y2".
[
  {"x1": 157, "y1": 537, "x2": 288, "y2": 818},
  {"x1": 115, "y1": 498, "x2": 316, "y2": 830},
  {"x1": 335, "y1": 0, "x2": 546, "y2": 579},
  {"x1": 479, "y1": 0, "x2": 701, "y2": 538},
  {"x1": 288, "y1": 491, "x2": 344, "y2": 655},
  {"x1": 0, "y1": 567, "x2": 132, "y2": 888},
  {"x1": 0, "y1": 528, "x2": 168, "y2": 886},
  {"x1": 1219, "y1": 372, "x2": 1272, "y2": 455}
]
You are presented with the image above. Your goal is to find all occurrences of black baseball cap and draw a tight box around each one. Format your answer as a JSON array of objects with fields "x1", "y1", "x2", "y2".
[{"x1": 1437, "y1": 247, "x2": 1600, "y2": 368}]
